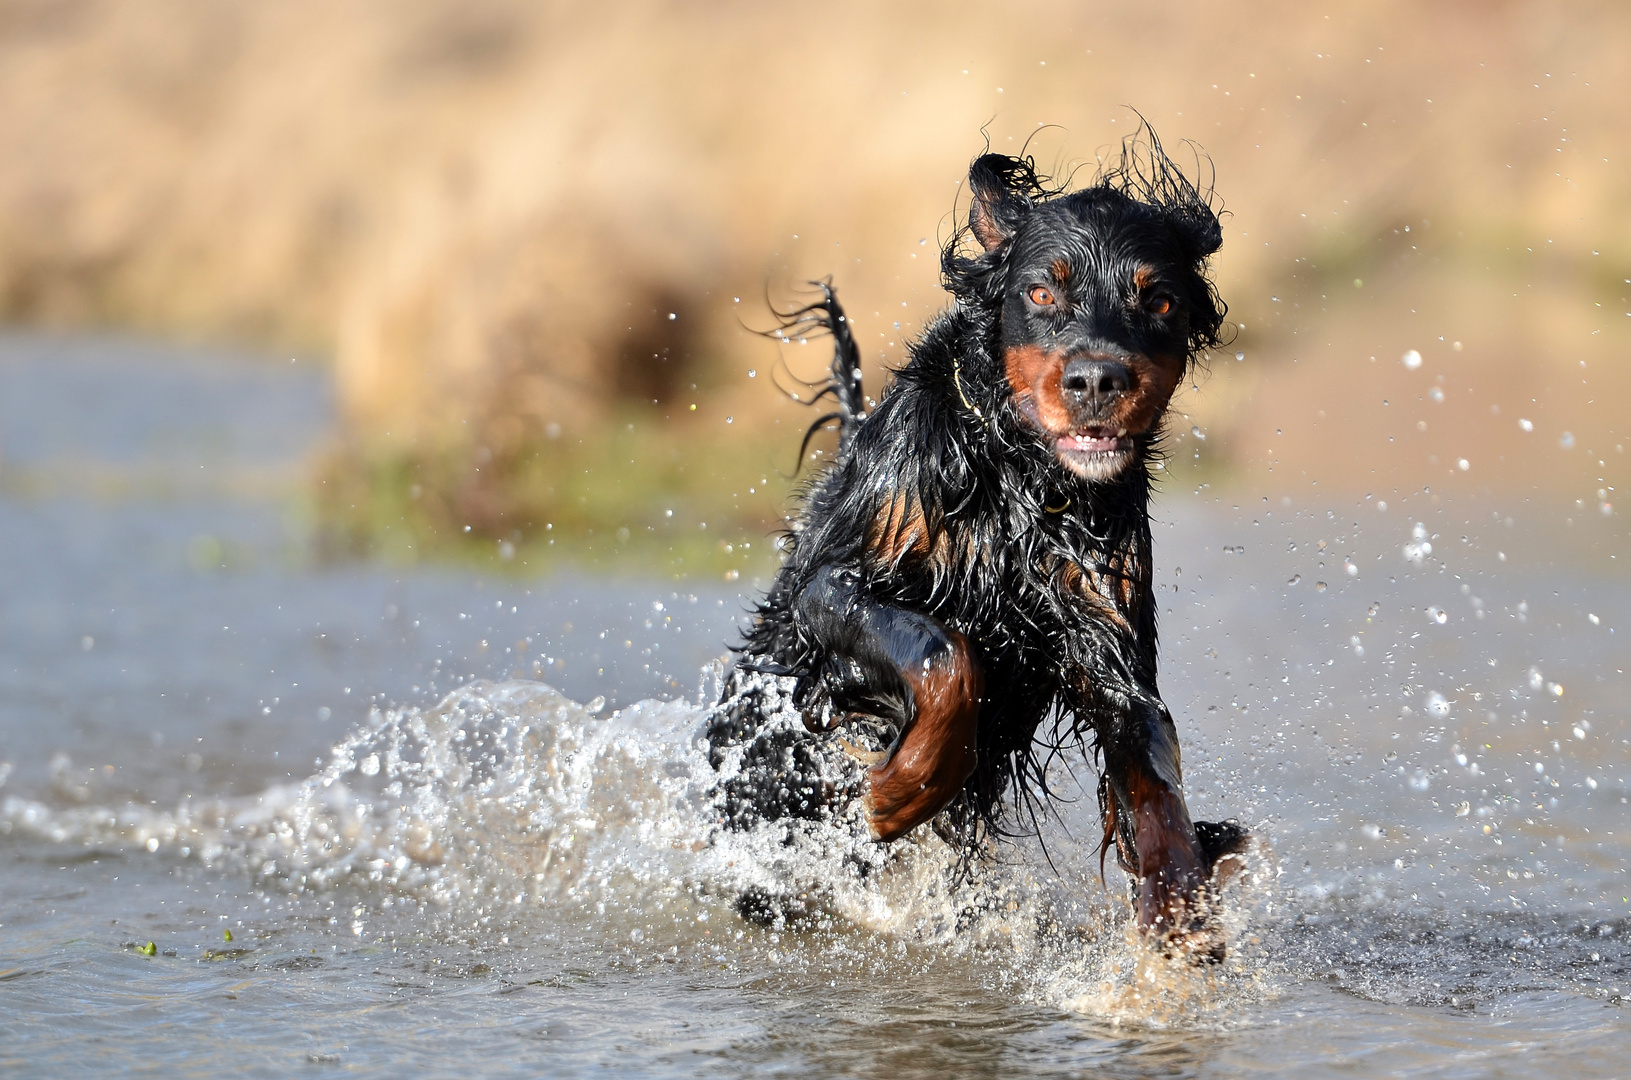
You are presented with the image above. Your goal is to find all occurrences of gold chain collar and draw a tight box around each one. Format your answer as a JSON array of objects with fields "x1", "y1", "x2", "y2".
[{"x1": 952, "y1": 357, "x2": 987, "y2": 426}]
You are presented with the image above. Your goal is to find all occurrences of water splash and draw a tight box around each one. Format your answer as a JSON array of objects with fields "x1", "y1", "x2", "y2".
[
  {"x1": 1, "y1": 678, "x2": 1277, "y2": 1024},
  {"x1": 3, "y1": 683, "x2": 711, "y2": 912}
]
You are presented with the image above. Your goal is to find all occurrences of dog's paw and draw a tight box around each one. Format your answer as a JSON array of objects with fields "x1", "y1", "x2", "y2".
[{"x1": 1194, "y1": 818, "x2": 1250, "y2": 890}]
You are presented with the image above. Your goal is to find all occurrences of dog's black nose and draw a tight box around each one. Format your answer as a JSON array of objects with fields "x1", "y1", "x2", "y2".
[{"x1": 1061, "y1": 357, "x2": 1131, "y2": 412}]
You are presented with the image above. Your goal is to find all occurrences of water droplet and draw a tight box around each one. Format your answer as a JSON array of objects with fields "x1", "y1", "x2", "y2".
[
  {"x1": 1287, "y1": 574, "x2": 1301, "y2": 586},
  {"x1": 1425, "y1": 692, "x2": 1450, "y2": 717},
  {"x1": 1402, "y1": 349, "x2": 1423, "y2": 370},
  {"x1": 1426, "y1": 607, "x2": 1448, "y2": 624},
  {"x1": 1559, "y1": 431, "x2": 1575, "y2": 449},
  {"x1": 1518, "y1": 418, "x2": 1533, "y2": 432}
]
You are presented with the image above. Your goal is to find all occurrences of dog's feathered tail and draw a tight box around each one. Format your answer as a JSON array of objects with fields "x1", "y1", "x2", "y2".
[{"x1": 769, "y1": 281, "x2": 866, "y2": 468}]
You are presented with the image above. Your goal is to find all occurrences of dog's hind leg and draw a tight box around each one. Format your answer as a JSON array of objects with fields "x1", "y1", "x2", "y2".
[
  {"x1": 705, "y1": 667, "x2": 848, "y2": 830},
  {"x1": 794, "y1": 566, "x2": 982, "y2": 843}
]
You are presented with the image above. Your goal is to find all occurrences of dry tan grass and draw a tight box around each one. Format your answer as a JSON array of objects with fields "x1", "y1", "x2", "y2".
[{"x1": 2, "y1": 0, "x2": 1627, "y2": 542}]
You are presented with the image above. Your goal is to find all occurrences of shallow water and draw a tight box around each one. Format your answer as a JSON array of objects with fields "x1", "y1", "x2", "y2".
[{"x1": 2, "y1": 333, "x2": 1629, "y2": 1077}]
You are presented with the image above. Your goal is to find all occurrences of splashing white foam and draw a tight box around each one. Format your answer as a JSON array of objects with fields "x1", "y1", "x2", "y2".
[{"x1": 1, "y1": 678, "x2": 1275, "y2": 1024}]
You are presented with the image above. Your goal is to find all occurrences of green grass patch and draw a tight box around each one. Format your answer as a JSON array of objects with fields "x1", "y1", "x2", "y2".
[{"x1": 313, "y1": 409, "x2": 803, "y2": 580}]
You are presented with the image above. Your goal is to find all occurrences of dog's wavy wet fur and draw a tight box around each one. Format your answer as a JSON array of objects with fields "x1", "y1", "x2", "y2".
[{"x1": 706, "y1": 126, "x2": 1249, "y2": 957}]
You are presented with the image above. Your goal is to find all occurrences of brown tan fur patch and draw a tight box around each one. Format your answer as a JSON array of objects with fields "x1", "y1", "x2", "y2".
[
  {"x1": 867, "y1": 492, "x2": 930, "y2": 567},
  {"x1": 1004, "y1": 345, "x2": 1185, "y2": 440},
  {"x1": 1003, "y1": 344, "x2": 1073, "y2": 432},
  {"x1": 1125, "y1": 765, "x2": 1207, "y2": 935},
  {"x1": 1056, "y1": 558, "x2": 1130, "y2": 632},
  {"x1": 864, "y1": 631, "x2": 982, "y2": 842},
  {"x1": 874, "y1": 489, "x2": 959, "y2": 574}
]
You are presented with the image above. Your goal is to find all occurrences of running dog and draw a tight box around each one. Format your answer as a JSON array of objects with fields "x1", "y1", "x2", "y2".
[{"x1": 707, "y1": 129, "x2": 1247, "y2": 952}]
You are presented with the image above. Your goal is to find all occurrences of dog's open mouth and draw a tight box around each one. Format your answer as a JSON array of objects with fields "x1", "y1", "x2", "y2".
[
  {"x1": 1054, "y1": 426, "x2": 1134, "y2": 480},
  {"x1": 1057, "y1": 426, "x2": 1129, "y2": 455}
]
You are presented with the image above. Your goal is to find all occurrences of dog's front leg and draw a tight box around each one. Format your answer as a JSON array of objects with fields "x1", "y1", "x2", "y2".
[
  {"x1": 1101, "y1": 698, "x2": 1210, "y2": 938},
  {"x1": 794, "y1": 566, "x2": 982, "y2": 842}
]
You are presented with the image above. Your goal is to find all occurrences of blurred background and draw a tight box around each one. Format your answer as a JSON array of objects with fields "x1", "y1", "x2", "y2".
[{"x1": 0, "y1": 0, "x2": 1625, "y2": 574}]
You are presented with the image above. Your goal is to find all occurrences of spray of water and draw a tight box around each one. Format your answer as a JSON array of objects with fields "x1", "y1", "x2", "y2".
[{"x1": 1, "y1": 675, "x2": 1282, "y2": 1025}]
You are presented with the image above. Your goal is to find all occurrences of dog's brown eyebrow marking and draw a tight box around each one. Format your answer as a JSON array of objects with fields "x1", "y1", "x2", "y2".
[
  {"x1": 1050, "y1": 258, "x2": 1072, "y2": 283},
  {"x1": 1133, "y1": 265, "x2": 1156, "y2": 291}
]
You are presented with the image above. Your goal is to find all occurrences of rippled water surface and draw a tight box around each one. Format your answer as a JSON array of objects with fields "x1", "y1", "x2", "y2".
[{"x1": 2, "y1": 333, "x2": 1628, "y2": 1078}]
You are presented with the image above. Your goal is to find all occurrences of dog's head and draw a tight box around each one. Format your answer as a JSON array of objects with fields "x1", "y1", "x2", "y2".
[{"x1": 954, "y1": 137, "x2": 1226, "y2": 482}]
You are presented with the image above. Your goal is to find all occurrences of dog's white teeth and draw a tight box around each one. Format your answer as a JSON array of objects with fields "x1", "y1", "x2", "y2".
[{"x1": 1117, "y1": 428, "x2": 1127, "y2": 437}]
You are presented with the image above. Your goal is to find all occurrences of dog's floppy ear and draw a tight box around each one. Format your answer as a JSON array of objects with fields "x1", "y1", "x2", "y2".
[{"x1": 968, "y1": 153, "x2": 1033, "y2": 251}]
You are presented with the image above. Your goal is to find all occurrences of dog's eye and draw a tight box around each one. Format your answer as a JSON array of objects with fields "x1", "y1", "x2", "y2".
[
  {"x1": 1027, "y1": 285, "x2": 1055, "y2": 306},
  {"x1": 1147, "y1": 293, "x2": 1173, "y2": 316}
]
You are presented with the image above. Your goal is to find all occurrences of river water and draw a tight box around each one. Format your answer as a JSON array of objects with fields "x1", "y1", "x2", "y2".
[{"x1": 1, "y1": 333, "x2": 1628, "y2": 1077}]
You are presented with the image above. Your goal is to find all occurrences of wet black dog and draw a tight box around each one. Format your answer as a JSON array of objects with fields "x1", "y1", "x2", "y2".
[{"x1": 707, "y1": 131, "x2": 1247, "y2": 948}]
